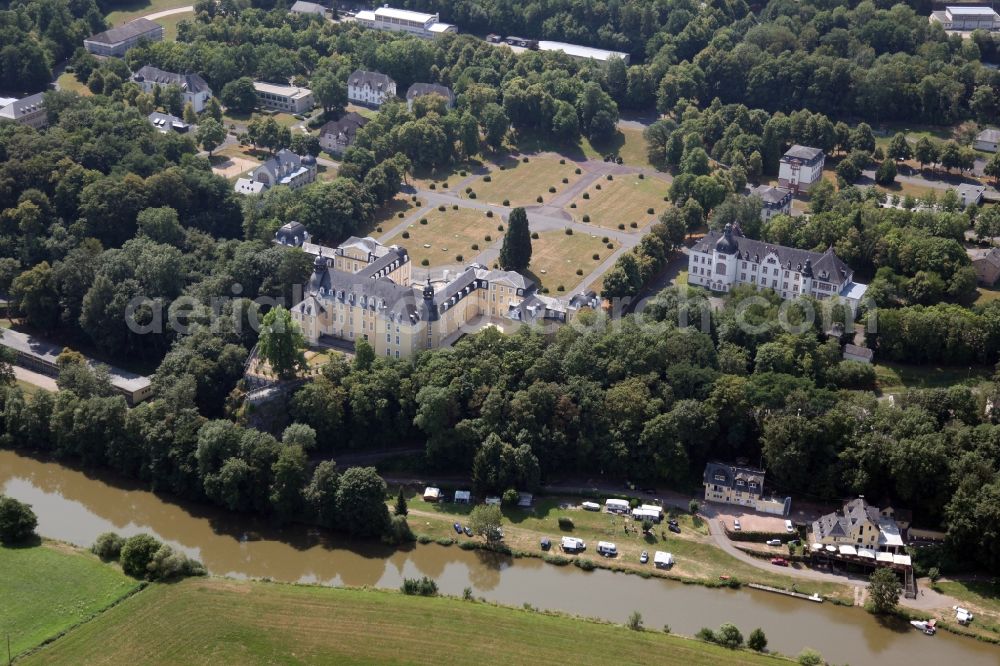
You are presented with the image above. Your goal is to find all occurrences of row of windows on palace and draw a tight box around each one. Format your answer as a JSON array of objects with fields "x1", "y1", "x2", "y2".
[
  {"x1": 315, "y1": 282, "x2": 525, "y2": 316},
  {"x1": 690, "y1": 254, "x2": 837, "y2": 292}
]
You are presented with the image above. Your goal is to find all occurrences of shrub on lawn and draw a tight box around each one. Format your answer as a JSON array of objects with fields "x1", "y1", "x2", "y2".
[
  {"x1": 421, "y1": 259, "x2": 429, "y2": 266},
  {"x1": 663, "y1": 196, "x2": 669, "y2": 202},
  {"x1": 401, "y1": 577, "x2": 439, "y2": 596},
  {"x1": 570, "y1": 203, "x2": 576, "y2": 208},
  {"x1": 484, "y1": 175, "x2": 492, "y2": 182},
  {"x1": 558, "y1": 516, "x2": 575, "y2": 530},
  {"x1": 638, "y1": 173, "x2": 645, "y2": 179},
  {"x1": 618, "y1": 223, "x2": 625, "y2": 229},
  {"x1": 536, "y1": 196, "x2": 543, "y2": 202},
  {"x1": 541, "y1": 287, "x2": 549, "y2": 293},
  {"x1": 503, "y1": 198, "x2": 510, "y2": 206},
  {"x1": 472, "y1": 243, "x2": 479, "y2": 250},
  {"x1": 582, "y1": 215, "x2": 590, "y2": 222},
  {"x1": 91, "y1": 532, "x2": 125, "y2": 561},
  {"x1": 377, "y1": 226, "x2": 384, "y2": 232},
  {"x1": 486, "y1": 210, "x2": 494, "y2": 217},
  {"x1": 592, "y1": 253, "x2": 600, "y2": 260},
  {"x1": 452, "y1": 204, "x2": 459, "y2": 210},
  {"x1": 646, "y1": 208, "x2": 654, "y2": 214},
  {"x1": 548, "y1": 186, "x2": 556, "y2": 193},
  {"x1": 429, "y1": 183, "x2": 436, "y2": 189},
  {"x1": 559, "y1": 158, "x2": 566, "y2": 164},
  {"x1": 497, "y1": 225, "x2": 504, "y2": 231},
  {"x1": 575, "y1": 167, "x2": 581, "y2": 174},
  {"x1": 412, "y1": 195, "x2": 418, "y2": 202},
  {"x1": 443, "y1": 182, "x2": 449, "y2": 188},
  {"x1": 607, "y1": 243, "x2": 614, "y2": 249},
  {"x1": 606, "y1": 174, "x2": 613, "y2": 181},
  {"x1": 420, "y1": 218, "x2": 428, "y2": 225},
  {"x1": 460, "y1": 170, "x2": 467, "y2": 176},
  {"x1": 583, "y1": 192, "x2": 590, "y2": 199},
  {"x1": 402, "y1": 231, "x2": 410, "y2": 238},
  {"x1": 531, "y1": 232, "x2": 539, "y2": 239},
  {"x1": 485, "y1": 235, "x2": 492, "y2": 241},
  {"x1": 630, "y1": 222, "x2": 638, "y2": 228},
  {"x1": 562, "y1": 177, "x2": 568, "y2": 183},
  {"x1": 499, "y1": 165, "x2": 505, "y2": 170},
  {"x1": 438, "y1": 205, "x2": 446, "y2": 211},
  {"x1": 466, "y1": 186, "x2": 473, "y2": 194},
  {"x1": 576, "y1": 268, "x2": 583, "y2": 275},
  {"x1": 565, "y1": 228, "x2": 573, "y2": 235},
  {"x1": 602, "y1": 236, "x2": 609, "y2": 243},
  {"x1": 522, "y1": 156, "x2": 529, "y2": 163},
  {"x1": 469, "y1": 192, "x2": 477, "y2": 199},
  {"x1": 557, "y1": 285, "x2": 565, "y2": 291},
  {"x1": 595, "y1": 184, "x2": 602, "y2": 190},
  {"x1": 456, "y1": 254, "x2": 464, "y2": 262}
]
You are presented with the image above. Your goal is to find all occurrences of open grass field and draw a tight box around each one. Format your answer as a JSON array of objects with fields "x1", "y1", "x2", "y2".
[
  {"x1": 55, "y1": 72, "x2": 91, "y2": 96},
  {"x1": 512, "y1": 126, "x2": 648, "y2": 167},
  {"x1": 105, "y1": 0, "x2": 191, "y2": 24},
  {"x1": 874, "y1": 362, "x2": 994, "y2": 392},
  {"x1": 401, "y1": 493, "x2": 851, "y2": 604},
  {"x1": 474, "y1": 156, "x2": 582, "y2": 206},
  {"x1": 25, "y1": 577, "x2": 786, "y2": 666},
  {"x1": 364, "y1": 194, "x2": 419, "y2": 236},
  {"x1": 932, "y1": 580, "x2": 1000, "y2": 641},
  {"x1": 1, "y1": 542, "x2": 141, "y2": 658},
  {"x1": 975, "y1": 287, "x2": 1000, "y2": 305},
  {"x1": 154, "y1": 10, "x2": 193, "y2": 40},
  {"x1": 570, "y1": 175, "x2": 667, "y2": 231},
  {"x1": 410, "y1": 162, "x2": 478, "y2": 191},
  {"x1": 527, "y1": 230, "x2": 608, "y2": 293},
  {"x1": 386, "y1": 207, "x2": 495, "y2": 267}
]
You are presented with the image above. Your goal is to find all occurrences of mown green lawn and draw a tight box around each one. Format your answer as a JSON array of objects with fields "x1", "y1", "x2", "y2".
[
  {"x1": 106, "y1": 0, "x2": 192, "y2": 24},
  {"x1": 1, "y1": 542, "x2": 141, "y2": 658},
  {"x1": 874, "y1": 362, "x2": 994, "y2": 392},
  {"x1": 25, "y1": 577, "x2": 787, "y2": 665}
]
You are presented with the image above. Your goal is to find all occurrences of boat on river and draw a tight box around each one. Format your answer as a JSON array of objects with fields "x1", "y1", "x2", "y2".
[{"x1": 910, "y1": 619, "x2": 937, "y2": 635}]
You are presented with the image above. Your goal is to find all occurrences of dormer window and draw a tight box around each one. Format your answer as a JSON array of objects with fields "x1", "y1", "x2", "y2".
[
  {"x1": 714, "y1": 474, "x2": 726, "y2": 482},
  {"x1": 736, "y1": 480, "x2": 745, "y2": 487}
]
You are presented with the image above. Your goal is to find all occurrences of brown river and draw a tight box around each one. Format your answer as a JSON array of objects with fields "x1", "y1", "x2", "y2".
[{"x1": 2, "y1": 449, "x2": 998, "y2": 665}]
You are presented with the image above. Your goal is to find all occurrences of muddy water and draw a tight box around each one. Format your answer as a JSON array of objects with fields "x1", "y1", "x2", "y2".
[{"x1": 2, "y1": 449, "x2": 997, "y2": 665}]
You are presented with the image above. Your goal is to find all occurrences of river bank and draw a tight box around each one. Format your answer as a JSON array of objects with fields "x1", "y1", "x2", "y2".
[
  {"x1": 3, "y1": 449, "x2": 999, "y2": 664},
  {"x1": 9, "y1": 541, "x2": 787, "y2": 665}
]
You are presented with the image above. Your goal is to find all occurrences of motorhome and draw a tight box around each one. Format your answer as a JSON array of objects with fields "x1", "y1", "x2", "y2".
[
  {"x1": 597, "y1": 541, "x2": 618, "y2": 557},
  {"x1": 605, "y1": 498, "x2": 630, "y2": 514},
  {"x1": 561, "y1": 536, "x2": 586, "y2": 553}
]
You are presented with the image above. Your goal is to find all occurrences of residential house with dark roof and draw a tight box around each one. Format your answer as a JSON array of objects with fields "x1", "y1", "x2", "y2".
[
  {"x1": 405, "y1": 83, "x2": 454, "y2": 111},
  {"x1": 688, "y1": 223, "x2": 868, "y2": 307},
  {"x1": 84, "y1": 18, "x2": 163, "y2": 57},
  {"x1": 975, "y1": 128, "x2": 1000, "y2": 153},
  {"x1": 968, "y1": 247, "x2": 1000, "y2": 286},
  {"x1": 0, "y1": 93, "x2": 47, "y2": 129},
  {"x1": 749, "y1": 184, "x2": 792, "y2": 222},
  {"x1": 348, "y1": 70, "x2": 396, "y2": 107},
  {"x1": 318, "y1": 112, "x2": 369, "y2": 155},
  {"x1": 778, "y1": 144, "x2": 825, "y2": 193},
  {"x1": 234, "y1": 149, "x2": 316, "y2": 195},
  {"x1": 703, "y1": 462, "x2": 765, "y2": 508},
  {"x1": 275, "y1": 221, "x2": 311, "y2": 247},
  {"x1": 283, "y1": 235, "x2": 541, "y2": 358},
  {"x1": 133, "y1": 65, "x2": 213, "y2": 112}
]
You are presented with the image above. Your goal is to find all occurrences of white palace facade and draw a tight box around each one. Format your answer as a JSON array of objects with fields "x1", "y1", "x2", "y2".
[{"x1": 688, "y1": 224, "x2": 868, "y2": 307}]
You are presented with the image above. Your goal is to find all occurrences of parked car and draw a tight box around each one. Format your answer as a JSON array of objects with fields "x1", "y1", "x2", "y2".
[
  {"x1": 464, "y1": 526, "x2": 473, "y2": 537},
  {"x1": 640, "y1": 550, "x2": 649, "y2": 564},
  {"x1": 540, "y1": 537, "x2": 551, "y2": 551},
  {"x1": 668, "y1": 523, "x2": 681, "y2": 534},
  {"x1": 453, "y1": 522, "x2": 462, "y2": 534},
  {"x1": 785, "y1": 520, "x2": 795, "y2": 533},
  {"x1": 771, "y1": 557, "x2": 789, "y2": 566},
  {"x1": 766, "y1": 539, "x2": 782, "y2": 547},
  {"x1": 733, "y1": 519, "x2": 741, "y2": 532}
]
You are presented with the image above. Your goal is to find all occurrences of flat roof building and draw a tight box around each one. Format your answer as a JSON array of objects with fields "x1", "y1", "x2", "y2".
[
  {"x1": 537, "y1": 40, "x2": 630, "y2": 65},
  {"x1": 85, "y1": 18, "x2": 164, "y2": 57},
  {"x1": 354, "y1": 5, "x2": 456, "y2": 38},
  {"x1": 0, "y1": 329, "x2": 152, "y2": 405},
  {"x1": 931, "y1": 5, "x2": 1000, "y2": 31},
  {"x1": 253, "y1": 82, "x2": 314, "y2": 114}
]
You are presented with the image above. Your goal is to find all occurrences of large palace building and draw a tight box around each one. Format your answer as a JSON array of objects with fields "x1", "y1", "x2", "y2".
[
  {"x1": 688, "y1": 224, "x2": 868, "y2": 307},
  {"x1": 275, "y1": 224, "x2": 597, "y2": 358}
]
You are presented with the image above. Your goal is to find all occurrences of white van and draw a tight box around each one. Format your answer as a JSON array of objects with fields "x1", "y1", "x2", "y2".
[
  {"x1": 561, "y1": 536, "x2": 586, "y2": 553},
  {"x1": 785, "y1": 520, "x2": 795, "y2": 533},
  {"x1": 596, "y1": 541, "x2": 618, "y2": 557}
]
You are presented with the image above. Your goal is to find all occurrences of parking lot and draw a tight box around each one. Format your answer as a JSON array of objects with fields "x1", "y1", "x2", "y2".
[{"x1": 710, "y1": 505, "x2": 790, "y2": 533}]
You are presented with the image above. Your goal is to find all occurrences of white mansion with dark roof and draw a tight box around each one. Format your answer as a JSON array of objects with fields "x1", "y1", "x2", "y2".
[
  {"x1": 689, "y1": 224, "x2": 868, "y2": 307},
  {"x1": 133, "y1": 65, "x2": 213, "y2": 112}
]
